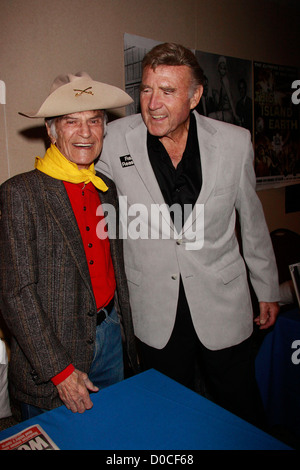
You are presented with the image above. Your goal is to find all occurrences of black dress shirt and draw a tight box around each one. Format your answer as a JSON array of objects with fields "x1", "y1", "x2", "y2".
[
  {"x1": 147, "y1": 113, "x2": 202, "y2": 231},
  {"x1": 147, "y1": 113, "x2": 202, "y2": 328}
]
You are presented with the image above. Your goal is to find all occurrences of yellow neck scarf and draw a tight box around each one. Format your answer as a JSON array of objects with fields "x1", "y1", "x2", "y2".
[{"x1": 35, "y1": 144, "x2": 108, "y2": 192}]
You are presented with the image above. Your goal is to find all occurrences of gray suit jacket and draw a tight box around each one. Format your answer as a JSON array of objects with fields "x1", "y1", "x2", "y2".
[
  {"x1": 96, "y1": 111, "x2": 280, "y2": 351},
  {"x1": 0, "y1": 169, "x2": 139, "y2": 409}
]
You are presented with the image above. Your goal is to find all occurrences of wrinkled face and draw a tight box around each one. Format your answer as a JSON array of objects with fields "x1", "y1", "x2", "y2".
[
  {"x1": 140, "y1": 65, "x2": 202, "y2": 140},
  {"x1": 46, "y1": 110, "x2": 105, "y2": 169}
]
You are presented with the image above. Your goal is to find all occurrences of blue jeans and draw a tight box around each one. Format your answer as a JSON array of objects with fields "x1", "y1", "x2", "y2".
[
  {"x1": 88, "y1": 306, "x2": 124, "y2": 388},
  {"x1": 21, "y1": 306, "x2": 123, "y2": 421}
]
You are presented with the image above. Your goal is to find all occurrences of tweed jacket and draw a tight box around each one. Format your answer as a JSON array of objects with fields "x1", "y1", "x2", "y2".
[
  {"x1": 0, "y1": 169, "x2": 139, "y2": 409},
  {"x1": 96, "y1": 111, "x2": 280, "y2": 351}
]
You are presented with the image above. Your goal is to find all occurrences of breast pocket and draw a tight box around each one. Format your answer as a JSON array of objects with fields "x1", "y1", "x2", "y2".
[
  {"x1": 214, "y1": 183, "x2": 236, "y2": 197},
  {"x1": 125, "y1": 265, "x2": 142, "y2": 286},
  {"x1": 218, "y1": 258, "x2": 246, "y2": 285}
]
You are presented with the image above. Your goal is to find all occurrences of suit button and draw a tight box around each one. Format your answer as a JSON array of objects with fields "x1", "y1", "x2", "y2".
[
  {"x1": 87, "y1": 338, "x2": 94, "y2": 345},
  {"x1": 171, "y1": 274, "x2": 177, "y2": 280},
  {"x1": 30, "y1": 370, "x2": 39, "y2": 382},
  {"x1": 176, "y1": 239, "x2": 182, "y2": 245}
]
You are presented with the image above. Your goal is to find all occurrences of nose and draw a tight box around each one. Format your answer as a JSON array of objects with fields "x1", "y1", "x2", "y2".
[
  {"x1": 148, "y1": 90, "x2": 161, "y2": 110},
  {"x1": 78, "y1": 121, "x2": 92, "y2": 137}
]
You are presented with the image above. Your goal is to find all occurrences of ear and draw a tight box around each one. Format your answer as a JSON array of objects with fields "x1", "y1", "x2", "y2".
[
  {"x1": 45, "y1": 121, "x2": 56, "y2": 144},
  {"x1": 190, "y1": 85, "x2": 203, "y2": 110}
]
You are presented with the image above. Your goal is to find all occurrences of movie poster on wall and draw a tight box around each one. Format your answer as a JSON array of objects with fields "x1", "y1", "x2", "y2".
[
  {"x1": 253, "y1": 61, "x2": 300, "y2": 189},
  {"x1": 194, "y1": 50, "x2": 253, "y2": 135}
]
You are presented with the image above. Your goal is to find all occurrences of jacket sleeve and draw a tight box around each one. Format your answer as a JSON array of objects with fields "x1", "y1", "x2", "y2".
[{"x1": 235, "y1": 131, "x2": 280, "y2": 302}]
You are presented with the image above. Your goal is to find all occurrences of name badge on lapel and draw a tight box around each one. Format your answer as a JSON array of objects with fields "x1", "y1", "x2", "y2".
[{"x1": 120, "y1": 155, "x2": 134, "y2": 168}]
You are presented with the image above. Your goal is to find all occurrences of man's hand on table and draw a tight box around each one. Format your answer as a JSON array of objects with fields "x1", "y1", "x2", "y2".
[{"x1": 56, "y1": 368, "x2": 99, "y2": 413}]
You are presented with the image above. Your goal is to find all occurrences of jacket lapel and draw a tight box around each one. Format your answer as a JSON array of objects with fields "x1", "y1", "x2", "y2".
[
  {"x1": 180, "y1": 112, "x2": 219, "y2": 235},
  {"x1": 126, "y1": 118, "x2": 167, "y2": 205},
  {"x1": 37, "y1": 172, "x2": 94, "y2": 297},
  {"x1": 194, "y1": 112, "x2": 219, "y2": 206},
  {"x1": 126, "y1": 117, "x2": 176, "y2": 235}
]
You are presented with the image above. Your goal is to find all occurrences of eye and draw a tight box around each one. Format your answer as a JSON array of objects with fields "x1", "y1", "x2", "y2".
[
  {"x1": 90, "y1": 118, "x2": 102, "y2": 125},
  {"x1": 140, "y1": 85, "x2": 152, "y2": 94},
  {"x1": 163, "y1": 88, "x2": 175, "y2": 95}
]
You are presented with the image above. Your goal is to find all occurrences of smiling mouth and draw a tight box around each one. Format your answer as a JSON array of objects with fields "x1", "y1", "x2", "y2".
[
  {"x1": 151, "y1": 115, "x2": 166, "y2": 120},
  {"x1": 73, "y1": 143, "x2": 93, "y2": 148}
]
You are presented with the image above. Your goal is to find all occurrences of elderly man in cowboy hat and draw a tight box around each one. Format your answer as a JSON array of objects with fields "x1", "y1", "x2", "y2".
[{"x1": 0, "y1": 72, "x2": 139, "y2": 420}]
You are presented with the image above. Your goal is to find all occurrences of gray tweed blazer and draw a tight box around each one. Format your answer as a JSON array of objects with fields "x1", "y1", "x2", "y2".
[{"x1": 0, "y1": 169, "x2": 139, "y2": 409}]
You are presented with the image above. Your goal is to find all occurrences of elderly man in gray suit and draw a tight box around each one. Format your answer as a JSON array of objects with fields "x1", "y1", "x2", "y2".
[
  {"x1": 96, "y1": 43, "x2": 280, "y2": 427},
  {"x1": 0, "y1": 72, "x2": 139, "y2": 420}
]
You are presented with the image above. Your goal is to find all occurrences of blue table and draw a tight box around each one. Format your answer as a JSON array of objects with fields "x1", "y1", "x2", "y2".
[
  {"x1": 256, "y1": 308, "x2": 300, "y2": 440},
  {"x1": 0, "y1": 369, "x2": 291, "y2": 450}
]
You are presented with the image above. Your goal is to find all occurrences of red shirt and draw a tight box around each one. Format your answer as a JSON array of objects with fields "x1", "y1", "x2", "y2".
[
  {"x1": 51, "y1": 181, "x2": 116, "y2": 385},
  {"x1": 64, "y1": 181, "x2": 116, "y2": 310}
]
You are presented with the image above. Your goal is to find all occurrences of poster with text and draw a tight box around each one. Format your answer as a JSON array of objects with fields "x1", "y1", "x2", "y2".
[{"x1": 254, "y1": 61, "x2": 300, "y2": 189}]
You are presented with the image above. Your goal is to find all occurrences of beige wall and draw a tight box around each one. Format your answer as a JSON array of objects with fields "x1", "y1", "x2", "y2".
[{"x1": 1, "y1": 0, "x2": 299, "y2": 233}]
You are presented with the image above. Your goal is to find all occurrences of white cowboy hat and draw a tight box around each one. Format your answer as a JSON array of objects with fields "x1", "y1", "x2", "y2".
[{"x1": 20, "y1": 71, "x2": 133, "y2": 118}]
